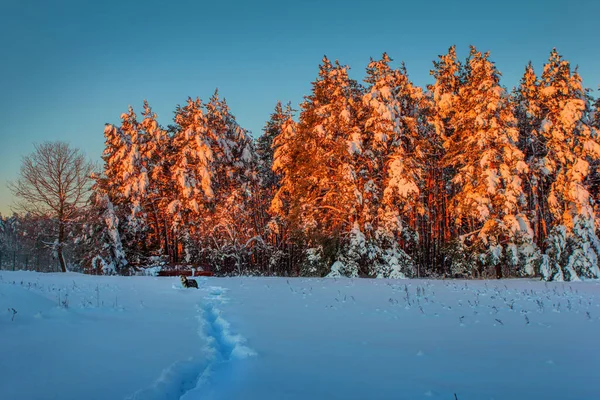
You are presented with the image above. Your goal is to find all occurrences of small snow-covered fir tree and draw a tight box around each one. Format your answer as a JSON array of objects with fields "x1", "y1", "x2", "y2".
[{"x1": 75, "y1": 188, "x2": 129, "y2": 275}]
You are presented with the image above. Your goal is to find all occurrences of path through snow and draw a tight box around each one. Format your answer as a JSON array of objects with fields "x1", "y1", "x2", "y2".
[{"x1": 128, "y1": 283, "x2": 256, "y2": 400}]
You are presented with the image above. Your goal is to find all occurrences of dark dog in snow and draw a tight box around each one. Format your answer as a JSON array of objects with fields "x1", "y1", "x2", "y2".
[{"x1": 180, "y1": 275, "x2": 199, "y2": 289}]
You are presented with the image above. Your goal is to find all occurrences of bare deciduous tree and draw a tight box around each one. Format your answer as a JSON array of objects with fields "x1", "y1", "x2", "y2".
[{"x1": 8, "y1": 142, "x2": 95, "y2": 272}]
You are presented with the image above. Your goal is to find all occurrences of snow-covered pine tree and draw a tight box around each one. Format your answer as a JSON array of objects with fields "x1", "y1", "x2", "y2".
[
  {"x1": 271, "y1": 108, "x2": 299, "y2": 221},
  {"x1": 203, "y1": 90, "x2": 261, "y2": 273},
  {"x1": 429, "y1": 46, "x2": 462, "y2": 139},
  {"x1": 119, "y1": 106, "x2": 146, "y2": 204},
  {"x1": 270, "y1": 105, "x2": 305, "y2": 274},
  {"x1": 102, "y1": 122, "x2": 129, "y2": 201},
  {"x1": 255, "y1": 101, "x2": 296, "y2": 274},
  {"x1": 138, "y1": 101, "x2": 178, "y2": 260},
  {"x1": 273, "y1": 57, "x2": 364, "y2": 276},
  {"x1": 513, "y1": 62, "x2": 548, "y2": 248},
  {"x1": 258, "y1": 101, "x2": 294, "y2": 191},
  {"x1": 427, "y1": 46, "x2": 462, "y2": 275},
  {"x1": 101, "y1": 112, "x2": 139, "y2": 266},
  {"x1": 205, "y1": 90, "x2": 257, "y2": 198},
  {"x1": 536, "y1": 50, "x2": 600, "y2": 281},
  {"x1": 170, "y1": 97, "x2": 215, "y2": 263},
  {"x1": 588, "y1": 89, "x2": 600, "y2": 235},
  {"x1": 359, "y1": 53, "x2": 418, "y2": 278},
  {"x1": 444, "y1": 46, "x2": 537, "y2": 278},
  {"x1": 593, "y1": 90, "x2": 600, "y2": 133},
  {"x1": 75, "y1": 188, "x2": 129, "y2": 275},
  {"x1": 102, "y1": 104, "x2": 154, "y2": 265}
]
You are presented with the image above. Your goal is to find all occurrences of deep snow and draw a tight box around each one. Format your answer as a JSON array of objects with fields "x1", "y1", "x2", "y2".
[{"x1": 1, "y1": 271, "x2": 599, "y2": 400}]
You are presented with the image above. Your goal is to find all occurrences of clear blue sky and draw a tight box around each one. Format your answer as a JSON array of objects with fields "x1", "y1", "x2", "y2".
[{"x1": 1, "y1": 0, "x2": 599, "y2": 215}]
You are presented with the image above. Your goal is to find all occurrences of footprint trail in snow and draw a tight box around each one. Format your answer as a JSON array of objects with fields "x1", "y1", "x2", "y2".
[{"x1": 127, "y1": 283, "x2": 255, "y2": 400}]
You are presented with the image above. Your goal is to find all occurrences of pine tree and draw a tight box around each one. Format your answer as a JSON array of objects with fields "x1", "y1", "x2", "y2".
[
  {"x1": 254, "y1": 101, "x2": 295, "y2": 274},
  {"x1": 102, "y1": 122, "x2": 129, "y2": 200},
  {"x1": 170, "y1": 97, "x2": 215, "y2": 262},
  {"x1": 271, "y1": 110, "x2": 299, "y2": 221},
  {"x1": 273, "y1": 57, "x2": 364, "y2": 276},
  {"x1": 140, "y1": 101, "x2": 181, "y2": 261},
  {"x1": 75, "y1": 188, "x2": 129, "y2": 275},
  {"x1": 588, "y1": 89, "x2": 600, "y2": 234},
  {"x1": 444, "y1": 46, "x2": 536, "y2": 278},
  {"x1": 203, "y1": 90, "x2": 260, "y2": 273},
  {"x1": 102, "y1": 104, "x2": 159, "y2": 264},
  {"x1": 513, "y1": 62, "x2": 548, "y2": 247},
  {"x1": 430, "y1": 46, "x2": 462, "y2": 138},
  {"x1": 427, "y1": 46, "x2": 462, "y2": 275},
  {"x1": 258, "y1": 101, "x2": 294, "y2": 190},
  {"x1": 270, "y1": 106, "x2": 304, "y2": 274},
  {"x1": 359, "y1": 53, "x2": 419, "y2": 278},
  {"x1": 536, "y1": 50, "x2": 600, "y2": 280},
  {"x1": 119, "y1": 106, "x2": 146, "y2": 203}
]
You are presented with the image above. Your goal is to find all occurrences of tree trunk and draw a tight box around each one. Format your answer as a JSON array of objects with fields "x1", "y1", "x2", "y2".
[{"x1": 58, "y1": 221, "x2": 67, "y2": 272}]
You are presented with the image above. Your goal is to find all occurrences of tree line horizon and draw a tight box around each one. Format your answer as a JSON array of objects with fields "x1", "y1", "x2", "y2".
[{"x1": 3, "y1": 45, "x2": 600, "y2": 282}]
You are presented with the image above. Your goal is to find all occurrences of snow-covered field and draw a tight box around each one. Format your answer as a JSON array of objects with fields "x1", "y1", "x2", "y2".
[{"x1": 0, "y1": 271, "x2": 599, "y2": 400}]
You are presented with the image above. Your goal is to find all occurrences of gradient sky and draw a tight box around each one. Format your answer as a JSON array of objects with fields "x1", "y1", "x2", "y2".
[{"x1": 1, "y1": 0, "x2": 599, "y2": 215}]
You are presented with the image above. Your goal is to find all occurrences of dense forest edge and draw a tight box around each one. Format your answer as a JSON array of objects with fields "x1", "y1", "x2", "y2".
[{"x1": 3, "y1": 45, "x2": 600, "y2": 282}]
